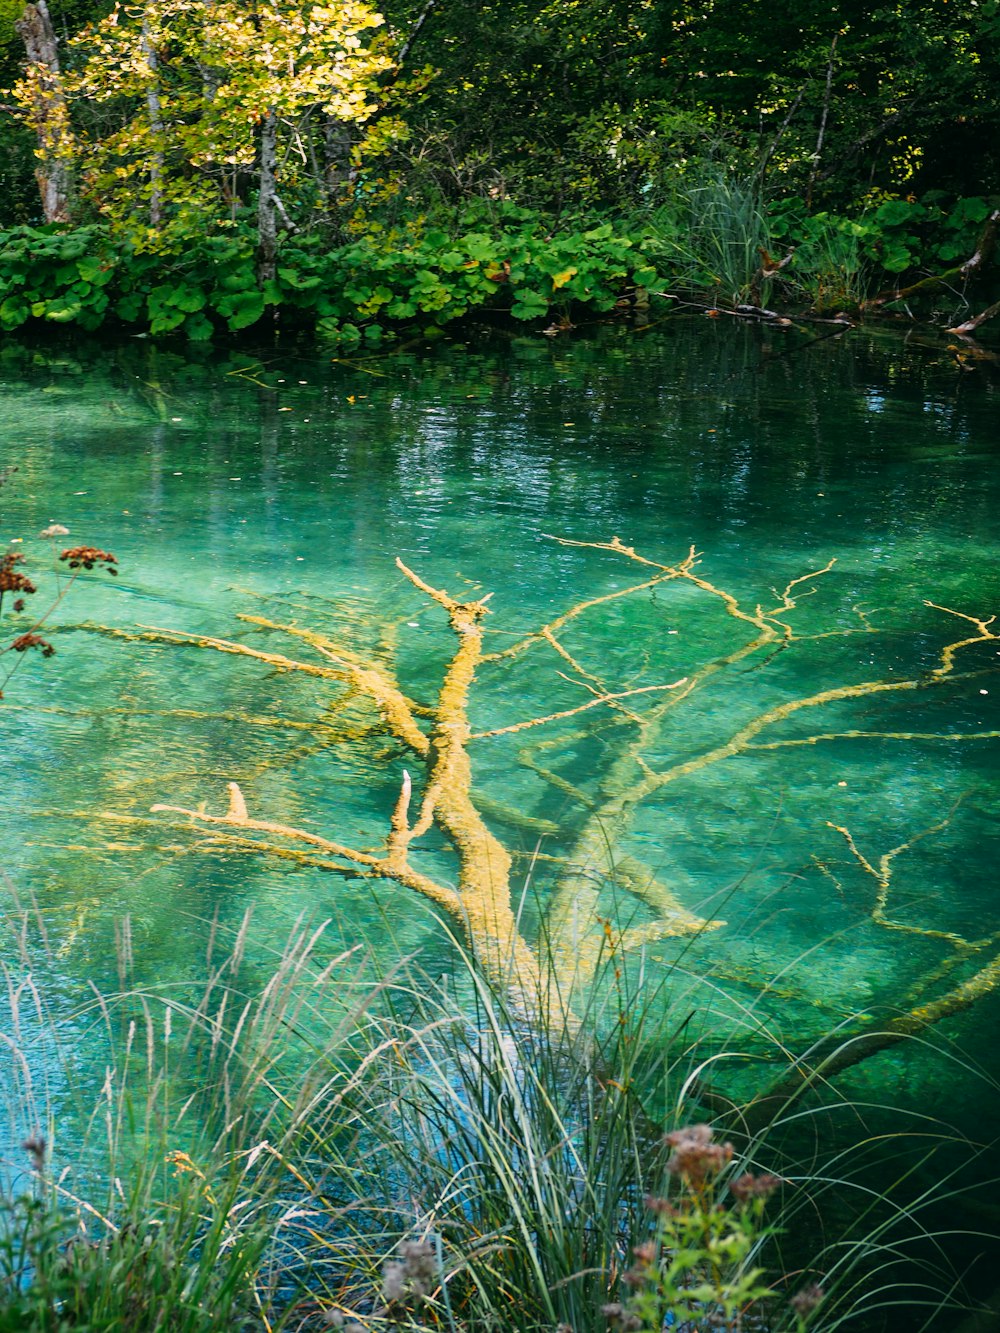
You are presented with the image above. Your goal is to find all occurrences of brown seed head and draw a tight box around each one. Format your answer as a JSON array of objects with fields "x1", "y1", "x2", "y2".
[
  {"x1": 11, "y1": 633, "x2": 55, "y2": 657},
  {"x1": 1, "y1": 552, "x2": 36, "y2": 596},
  {"x1": 59, "y1": 546, "x2": 118, "y2": 574},
  {"x1": 22, "y1": 1134, "x2": 47, "y2": 1171},
  {"x1": 665, "y1": 1123, "x2": 734, "y2": 1182},
  {"x1": 790, "y1": 1283, "x2": 824, "y2": 1317},
  {"x1": 730, "y1": 1172, "x2": 782, "y2": 1202}
]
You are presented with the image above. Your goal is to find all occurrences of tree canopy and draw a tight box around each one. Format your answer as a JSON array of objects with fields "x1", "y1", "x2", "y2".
[
  {"x1": 3, "y1": 0, "x2": 998, "y2": 229},
  {"x1": 0, "y1": 0, "x2": 997, "y2": 339}
]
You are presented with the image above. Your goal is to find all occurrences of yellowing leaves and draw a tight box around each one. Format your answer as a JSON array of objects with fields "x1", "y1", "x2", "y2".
[
  {"x1": 48, "y1": 0, "x2": 393, "y2": 237},
  {"x1": 551, "y1": 267, "x2": 578, "y2": 289}
]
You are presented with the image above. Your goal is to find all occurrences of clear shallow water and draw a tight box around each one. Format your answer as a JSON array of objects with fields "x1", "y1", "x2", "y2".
[{"x1": 1, "y1": 322, "x2": 999, "y2": 1135}]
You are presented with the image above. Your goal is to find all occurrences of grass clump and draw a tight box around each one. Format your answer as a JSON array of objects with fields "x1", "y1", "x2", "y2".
[
  {"x1": 0, "y1": 1173, "x2": 268, "y2": 1331},
  {"x1": 0, "y1": 903, "x2": 993, "y2": 1332}
]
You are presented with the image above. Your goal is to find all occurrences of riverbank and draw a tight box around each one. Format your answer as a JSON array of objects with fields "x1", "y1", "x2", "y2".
[{"x1": 2, "y1": 191, "x2": 997, "y2": 348}]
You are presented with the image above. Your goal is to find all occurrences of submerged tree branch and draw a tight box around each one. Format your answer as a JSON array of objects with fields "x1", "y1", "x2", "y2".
[{"x1": 88, "y1": 542, "x2": 997, "y2": 1084}]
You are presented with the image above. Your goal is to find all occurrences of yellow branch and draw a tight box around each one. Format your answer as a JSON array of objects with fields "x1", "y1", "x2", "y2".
[
  {"x1": 925, "y1": 601, "x2": 999, "y2": 676},
  {"x1": 749, "y1": 729, "x2": 1000, "y2": 750},
  {"x1": 150, "y1": 786, "x2": 463, "y2": 913},
  {"x1": 640, "y1": 671, "x2": 990, "y2": 797},
  {"x1": 828, "y1": 808, "x2": 976, "y2": 949},
  {"x1": 238, "y1": 614, "x2": 430, "y2": 756},
  {"x1": 469, "y1": 678, "x2": 688, "y2": 740}
]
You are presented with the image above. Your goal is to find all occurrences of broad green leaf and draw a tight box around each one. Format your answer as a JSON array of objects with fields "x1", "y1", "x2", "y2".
[
  {"x1": 0, "y1": 296, "x2": 29, "y2": 328},
  {"x1": 149, "y1": 307, "x2": 187, "y2": 333},
  {"x1": 173, "y1": 284, "x2": 207, "y2": 313},
  {"x1": 184, "y1": 313, "x2": 215, "y2": 341},
  {"x1": 225, "y1": 291, "x2": 265, "y2": 329},
  {"x1": 632, "y1": 265, "x2": 659, "y2": 286},
  {"x1": 114, "y1": 293, "x2": 144, "y2": 322}
]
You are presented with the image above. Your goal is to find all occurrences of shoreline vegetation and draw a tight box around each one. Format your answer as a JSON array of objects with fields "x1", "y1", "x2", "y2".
[
  {"x1": 2, "y1": 905, "x2": 996, "y2": 1333},
  {"x1": 1, "y1": 0, "x2": 998, "y2": 350},
  {"x1": 1, "y1": 196, "x2": 998, "y2": 351}
]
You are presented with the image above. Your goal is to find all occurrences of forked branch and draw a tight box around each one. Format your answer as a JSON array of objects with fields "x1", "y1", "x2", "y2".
[{"x1": 94, "y1": 542, "x2": 997, "y2": 1064}]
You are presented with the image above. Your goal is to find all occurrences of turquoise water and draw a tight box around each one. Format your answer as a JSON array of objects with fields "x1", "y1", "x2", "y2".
[{"x1": 1, "y1": 322, "x2": 999, "y2": 1131}]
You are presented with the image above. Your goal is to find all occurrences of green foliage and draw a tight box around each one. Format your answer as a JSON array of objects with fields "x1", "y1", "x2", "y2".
[
  {"x1": 610, "y1": 1129, "x2": 781, "y2": 1333},
  {"x1": 645, "y1": 169, "x2": 771, "y2": 305},
  {"x1": 767, "y1": 192, "x2": 998, "y2": 312},
  {"x1": 0, "y1": 211, "x2": 654, "y2": 339},
  {"x1": 0, "y1": 226, "x2": 116, "y2": 332},
  {"x1": 2, "y1": 0, "x2": 997, "y2": 284},
  {"x1": 0, "y1": 1181, "x2": 268, "y2": 1332}
]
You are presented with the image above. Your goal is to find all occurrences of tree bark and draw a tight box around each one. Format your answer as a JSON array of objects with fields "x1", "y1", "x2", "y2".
[
  {"x1": 948, "y1": 298, "x2": 1000, "y2": 335},
  {"x1": 140, "y1": 14, "x2": 164, "y2": 228},
  {"x1": 256, "y1": 109, "x2": 279, "y2": 286},
  {"x1": 15, "y1": 0, "x2": 74, "y2": 223},
  {"x1": 806, "y1": 32, "x2": 839, "y2": 210}
]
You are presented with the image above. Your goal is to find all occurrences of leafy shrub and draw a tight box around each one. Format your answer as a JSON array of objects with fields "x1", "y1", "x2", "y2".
[
  {"x1": 0, "y1": 212, "x2": 661, "y2": 342},
  {"x1": 769, "y1": 192, "x2": 998, "y2": 305}
]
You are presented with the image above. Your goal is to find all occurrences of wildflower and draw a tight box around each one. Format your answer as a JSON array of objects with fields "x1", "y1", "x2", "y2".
[
  {"x1": 665, "y1": 1123, "x2": 734, "y2": 1183},
  {"x1": 380, "y1": 1236, "x2": 441, "y2": 1316},
  {"x1": 323, "y1": 1311, "x2": 365, "y2": 1332},
  {"x1": 59, "y1": 545, "x2": 118, "y2": 573},
  {"x1": 622, "y1": 1241, "x2": 658, "y2": 1288},
  {"x1": 631, "y1": 1241, "x2": 657, "y2": 1266},
  {"x1": 790, "y1": 1283, "x2": 824, "y2": 1317},
  {"x1": 730, "y1": 1172, "x2": 782, "y2": 1202},
  {"x1": 39, "y1": 524, "x2": 70, "y2": 538}
]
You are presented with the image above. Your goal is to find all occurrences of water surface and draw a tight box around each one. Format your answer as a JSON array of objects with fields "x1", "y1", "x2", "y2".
[{"x1": 2, "y1": 320, "x2": 999, "y2": 1136}]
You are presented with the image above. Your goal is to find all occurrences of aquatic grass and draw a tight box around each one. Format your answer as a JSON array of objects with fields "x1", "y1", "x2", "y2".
[
  {"x1": 0, "y1": 900, "x2": 393, "y2": 1331},
  {"x1": 2, "y1": 895, "x2": 998, "y2": 1332},
  {"x1": 646, "y1": 168, "x2": 773, "y2": 306},
  {"x1": 262, "y1": 906, "x2": 995, "y2": 1332},
  {"x1": 294, "y1": 935, "x2": 673, "y2": 1332},
  {"x1": 642, "y1": 167, "x2": 881, "y2": 314}
]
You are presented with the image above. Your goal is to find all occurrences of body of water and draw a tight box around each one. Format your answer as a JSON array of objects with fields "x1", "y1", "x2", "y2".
[{"x1": 1, "y1": 318, "x2": 999, "y2": 1317}]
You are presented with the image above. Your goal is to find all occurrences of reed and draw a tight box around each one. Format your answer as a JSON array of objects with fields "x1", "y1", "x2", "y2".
[
  {"x1": 2, "y1": 895, "x2": 995, "y2": 1332},
  {"x1": 647, "y1": 168, "x2": 772, "y2": 306}
]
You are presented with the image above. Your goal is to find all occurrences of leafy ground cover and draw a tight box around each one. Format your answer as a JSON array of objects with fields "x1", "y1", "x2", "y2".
[{"x1": 1, "y1": 189, "x2": 997, "y2": 344}]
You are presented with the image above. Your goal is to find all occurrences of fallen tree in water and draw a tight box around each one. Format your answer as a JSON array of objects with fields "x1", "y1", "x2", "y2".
[{"x1": 89, "y1": 541, "x2": 999, "y2": 1096}]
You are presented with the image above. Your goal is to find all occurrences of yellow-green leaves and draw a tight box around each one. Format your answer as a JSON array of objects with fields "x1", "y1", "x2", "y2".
[{"x1": 58, "y1": 0, "x2": 393, "y2": 240}]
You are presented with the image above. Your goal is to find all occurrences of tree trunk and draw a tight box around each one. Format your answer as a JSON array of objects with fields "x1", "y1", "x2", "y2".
[
  {"x1": 140, "y1": 14, "x2": 164, "y2": 228},
  {"x1": 323, "y1": 116, "x2": 354, "y2": 204},
  {"x1": 15, "y1": 0, "x2": 74, "y2": 223},
  {"x1": 256, "y1": 108, "x2": 278, "y2": 286}
]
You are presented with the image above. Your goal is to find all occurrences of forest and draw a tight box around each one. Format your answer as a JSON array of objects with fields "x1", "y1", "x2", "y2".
[{"x1": 1, "y1": 0, "x2": 999, "y2": 340}]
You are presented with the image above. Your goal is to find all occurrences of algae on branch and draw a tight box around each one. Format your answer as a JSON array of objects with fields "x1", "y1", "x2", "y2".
[{"x1": 86, "y1": 539, "x2": 1000, "y2": 1076}]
